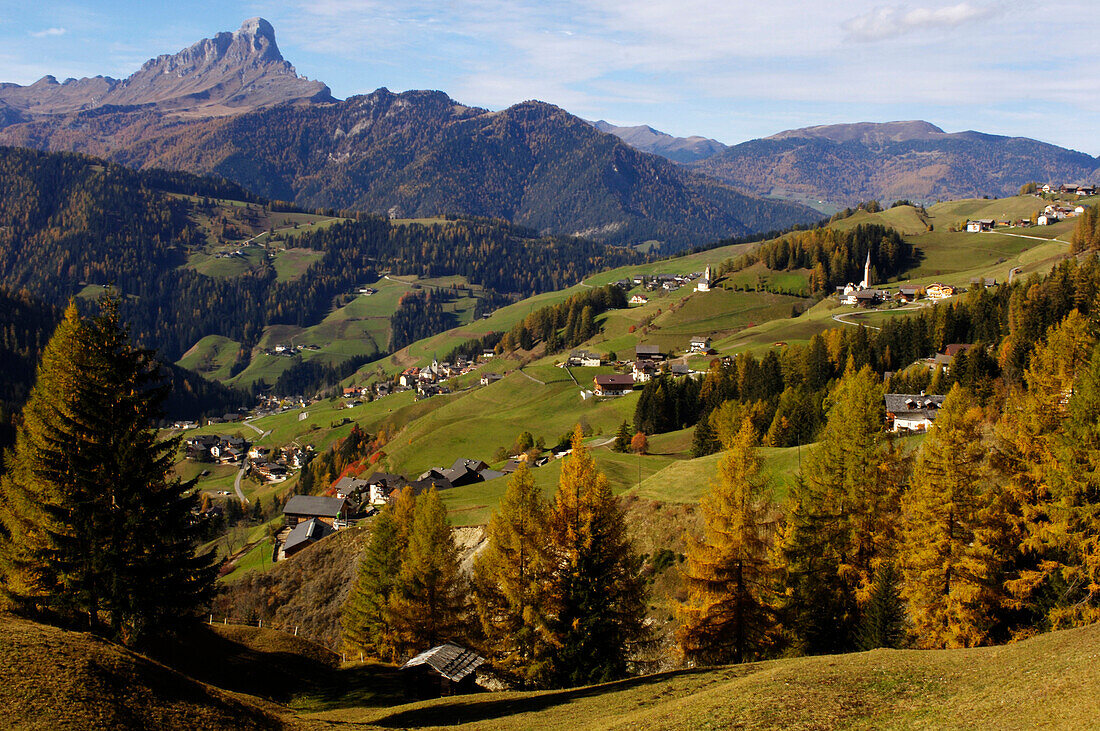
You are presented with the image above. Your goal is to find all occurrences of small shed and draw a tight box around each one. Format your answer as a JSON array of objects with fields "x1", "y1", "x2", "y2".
[{"x1": 401, "y1": 644, "x2": 486, "y2": 695}]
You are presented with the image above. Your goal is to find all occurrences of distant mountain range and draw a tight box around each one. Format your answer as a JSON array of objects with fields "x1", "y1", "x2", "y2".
[
  {"x1": 1, "y1": 19, "x2": 1095, "y2": 234},
  {"x1": 0, "y1": 20, "x2": 815, "y2": 249},
  {"x1": 589, "y1": 120, "x2": 727, "y2": 163},
  {"x1": 597, "y1": 118, "x2": 1100, "y2": 206}
]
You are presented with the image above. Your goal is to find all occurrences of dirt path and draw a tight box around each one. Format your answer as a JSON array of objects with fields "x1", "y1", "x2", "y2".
[{"x1": 516, "y1": 368, "x2": 545, "y2": 385}]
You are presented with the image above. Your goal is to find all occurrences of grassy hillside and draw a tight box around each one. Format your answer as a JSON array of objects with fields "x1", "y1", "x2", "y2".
[
  {"x1": 0, "y1": 614, "x2": 279, "y2": 730},
  {"x1": 6, "y1": 610, "x2": 1096, "y2": 730},
  {"x1": 295, "y1": 622, "x2": 1100, "y2": 729}
]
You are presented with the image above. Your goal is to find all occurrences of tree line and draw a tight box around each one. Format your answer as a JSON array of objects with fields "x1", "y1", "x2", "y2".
[
  {"x1": 719, "y1": 224, "x2": 913, "y2": 295},
  {"x1": 342, "y1": 429, "x2": 647, "y2": 687}
]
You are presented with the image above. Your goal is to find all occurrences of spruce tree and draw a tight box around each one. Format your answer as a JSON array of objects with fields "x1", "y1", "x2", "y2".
[
  {"x1": 901, "y1": 384, "x2": 1005, "y2": 648},
  {"x1": 613, "y1": 420, "x2": 632, "y2": 453},
  {"x1": 857, "y1": 561, "x2": 907, "y2": 650},
  {"x1": 776, "y1": 364, "x2": 906, "y2": 654},
  {"x1": 472, "y1": 463, "x2": 552, "y2": 686},
  {"x1": 0, "y1": 298, "x2": 214, "y2": 643},
  {"x1": 546, "y1": 426, "x2": 647, "y2": 686},
  {"x1": 343, "y1": 505, "x2": 403, "y2": 660},
  {"x1": 389, "y1": 487, "x2": 468, "y2": 660},
  {"x1": 677, "y1": 419, "x2": 779, "y2": 664}
]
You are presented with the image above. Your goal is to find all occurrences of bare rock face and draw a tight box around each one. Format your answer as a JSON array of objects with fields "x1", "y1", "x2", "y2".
[{"x1": 0, "y1": 18, "x2": 332, "y2": 116}]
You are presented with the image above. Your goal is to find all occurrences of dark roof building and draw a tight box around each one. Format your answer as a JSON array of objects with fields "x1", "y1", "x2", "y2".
[
  {"x1": 283, "y1": 495, "x2": 349, "y2": 527},
  {"x1": 402, "y1": 643, "x2": 486, "y2": 688},
  {"x1": 282, "y1": 518, "x2": 334, "y2": 557},
  {"x1": 635, "y1": 344, "x2": 663, "y2": 360}
]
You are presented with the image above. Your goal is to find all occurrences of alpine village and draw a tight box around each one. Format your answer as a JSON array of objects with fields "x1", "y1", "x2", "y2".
[{"x1": 2, "y1": 10, "x2": 1100, "y2": 731}]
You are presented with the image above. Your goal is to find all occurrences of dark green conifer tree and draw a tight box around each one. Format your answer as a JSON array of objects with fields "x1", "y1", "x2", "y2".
[{"x1": 0, "y1": 298, "x2": 214, "y2": 644}]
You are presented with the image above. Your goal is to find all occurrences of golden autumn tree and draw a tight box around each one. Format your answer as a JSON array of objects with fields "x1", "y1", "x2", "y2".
[
  {"x1": 472, "y1": 463, "x2": 554, "y2": 686},
  {"x1": 993, "y1": 310, "x2": 1096, "y2": 636},
  {"x1": 546, "y1": 426, "x2": 647, "y2": 687},
  {"x1": 388, "y1": 487, "x2": 469, "y2": 660},
  {"x1": 901, "y1": 384, "x2": 1006, "y2": 648},
  {"x1": 677, "y1": 419, "x2": 779, "y2": 664}
]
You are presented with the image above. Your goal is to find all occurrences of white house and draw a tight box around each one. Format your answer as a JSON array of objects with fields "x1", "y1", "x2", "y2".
[
  {"x1": 966, "y1": 219, "x2": 994, "y2": 233},
  {"x1": 629, "y1": 294, "x2": 649, "y2": 305},
  {"x1": 885, "y1": 393, "x2": 946, "y2": 432}
]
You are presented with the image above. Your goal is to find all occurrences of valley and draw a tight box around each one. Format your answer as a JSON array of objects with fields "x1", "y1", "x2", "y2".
[{"x1": 2, "y1": 12, "x2": 1100, "y2": 730}]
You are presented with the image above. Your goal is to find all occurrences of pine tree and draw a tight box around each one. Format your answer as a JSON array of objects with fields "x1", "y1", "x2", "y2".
[
  {"x1": 473, "y1": 463, "x2": 553, "y2": 686},
  {"x1": 677, "y1": 419, "x2": 779, "y2": 664},
  {"x1": 0, "y1": 298, "x2": 214, "y2": 643},
  {"x1": 389, "y1": 487, "x2": 468, "y2": 660},
  {"x1": 901, "y1": 384, "x2": 1004, "y2": 648},
  {"x1": 777, "y1": 364, "x2": 906, "y2": 654},
  {"x1": 613, "y1": 420, "x2": 631, "y2": 453},
  {"x1": 857, "y1": 561, "x2": 907, "y2": 650},
  {"x1": 343, "y1": 505, "x2": 403, "y2": 660},
  {"x1": 546, "y1": 426, "x2": 647, "y2": 686}
]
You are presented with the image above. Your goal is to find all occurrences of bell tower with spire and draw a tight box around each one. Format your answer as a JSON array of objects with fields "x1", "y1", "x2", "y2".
[{"x1": 859, "y1": 251, "x2": 871, "y2": 289}]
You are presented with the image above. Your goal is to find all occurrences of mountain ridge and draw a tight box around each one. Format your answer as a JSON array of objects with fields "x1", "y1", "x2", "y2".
[{"x1": 0, "y1": 17, "x2": 332, "y2": 116}]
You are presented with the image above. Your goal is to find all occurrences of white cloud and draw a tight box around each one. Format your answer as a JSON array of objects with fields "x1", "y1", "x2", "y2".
[
  {"x1": 30, "y1": 27, "x2": 66, "y2": 38},
  {"x1": 842, "y1": 2, "x2": 999, "y2": 42}
]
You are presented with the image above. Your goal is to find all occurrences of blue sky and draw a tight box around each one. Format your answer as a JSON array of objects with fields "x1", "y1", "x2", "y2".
[{"x1": 2, "y1": 1, "x2": 1098, "y2": 155}]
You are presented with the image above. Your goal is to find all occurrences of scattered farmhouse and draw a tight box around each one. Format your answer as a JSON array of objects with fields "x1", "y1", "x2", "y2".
[
  {"x1": 282, "y1": 495, "x2": 351, "y2": 529},
  {"x1": 896, "y1": 285, "x2": 924, "y2": 303},
  {"x1": 926, "y1": 283, "x2": 957, "y2": 300},
  {"x1": 629, "y1": 294, "x2": 649, "y2": 305},
  {"x1": 281, "y1": 518, "x2": 334, "y2": 558},
  {"x1": 966, "y1": 219, "x2": 995, "y2": 233},
  {"x1": 480, "y1": 372, "x2": 503, "y2": 386},
  {"x1": 635, "y1": 344, "x2": 664, "y2": 361},
  {"x1": 633, "y1": 360, "x2": 657, "y2": 383},
  {"x1": 567, "y1": 350, "x2": 602, "y2": 367},
  {"x1": 689, "y1": 336, "x2": 711, "y2": 353},
  {"x1": 885, "y1": 393, "x2": 946, "y2": 432},
  {"x1": 593, "y1": 374, "x2": 636, "y2": 396}
]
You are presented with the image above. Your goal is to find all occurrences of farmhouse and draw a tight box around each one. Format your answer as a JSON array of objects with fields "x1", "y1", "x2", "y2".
[
  {"x1": 283, "y1": 495, "x2": 350, "y2": 528},
  {"x1": 480, "y1": 372, "x2": 503, "y2": 386},
  {"x1": 926, "y1": 283, "x2": 956, "y2": 300},
  {"x1": 632, "y1": 360, "x2": 657, "y2": 383},
  {"x1": 896, "y1": 285, "x2": 923, "y2": 303},
  {"x1": 689, "y1": 336, "x2": 711, "y2": 353},
  {"x1": 594, "y1": 374, "x2": 635, "y2": 396},
  {"x1": 567, "y1": 350, "x2": 602, "y2": 367},
  {"x1": 635, "y1": 344, "x2": 663, "y2": 361},
  {"x1": 885, "y1": 393, "x2": 946, "y2": 432},
  {"x1": 966, "y1": 219, "x2": 995, "y2": 233},
  {"x1": 629, "y1": 294, "x2": 649, "y2": 305},
  {"x1": 845, "y1": 289, "x2": 886, "y2": 307},
  {"x1": 281, "y1": 518, "x2": 334, "y2": 558}
]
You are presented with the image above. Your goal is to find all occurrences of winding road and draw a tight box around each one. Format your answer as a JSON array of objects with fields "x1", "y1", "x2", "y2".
[{"x1": 232, "y1": 420, "x2": 272, "y2": 504}]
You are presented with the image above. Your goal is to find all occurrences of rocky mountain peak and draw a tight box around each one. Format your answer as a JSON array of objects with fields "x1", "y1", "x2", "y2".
[{"x1": 0, "y1": 18, "x2": 332, "y2": 116}]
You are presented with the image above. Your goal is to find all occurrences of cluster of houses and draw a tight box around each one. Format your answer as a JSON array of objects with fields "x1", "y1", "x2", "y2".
[
  {"x1": 966, "y1": 201, "x2": 1089, "y2": 232},
  {"x1": 265, "y1": 343, "x2": 322, "y2": 357},
  {"x1": 1039, "y1": 183, "x2": 1096, "y2": 196},
  {"x1": 624, "y1": 269, "x2": 708, "y2": 292},
  {"x1": 186, "y1": 433, "x2": 250, "y2": 464},
  {"x1": 248, "y1": 444, "x2": 313, "y2": 483},
  {"x1": 589, "y1": 341, "x2": 702, "y2": 396}
]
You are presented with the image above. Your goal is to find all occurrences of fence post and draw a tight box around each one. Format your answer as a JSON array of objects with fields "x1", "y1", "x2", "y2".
[
  {"x1": 294, "y1": 626, "x2": 298, "y2": 636},
  {"x1": 224, "y1": 617, "x2": 227, "y2": 625},
  {"x1": 259, "y1": 619, "x2": 263, "y2": 629},
  {"x1": 209, "y1": 614, "x2": 213, "y2": 625}
]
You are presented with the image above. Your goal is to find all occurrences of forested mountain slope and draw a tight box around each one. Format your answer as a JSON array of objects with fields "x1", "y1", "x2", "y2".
[{"x1": 691, "y1": 121, "x2": 1100, "y2": 206}]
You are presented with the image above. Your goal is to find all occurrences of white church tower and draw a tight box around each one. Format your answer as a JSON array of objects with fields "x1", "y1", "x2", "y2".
[
  {"x1": 696, "y1": 265, "x2": 711, "y2": 292},
  {"x1": 859, "y1": 251, "x2": 871, "y2": 289}
]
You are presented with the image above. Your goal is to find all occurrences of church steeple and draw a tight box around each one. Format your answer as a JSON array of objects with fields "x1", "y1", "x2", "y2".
[{"x1": 860, "y1": 251, "x2": 871, "y2": 289}]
